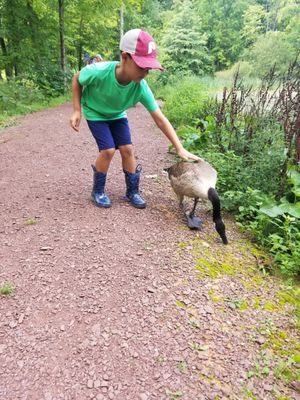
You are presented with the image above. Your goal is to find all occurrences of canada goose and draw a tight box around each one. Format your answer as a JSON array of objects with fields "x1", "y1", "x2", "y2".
[{"x1": 165, "y1": 160, "x2": 228, "y2": 245}]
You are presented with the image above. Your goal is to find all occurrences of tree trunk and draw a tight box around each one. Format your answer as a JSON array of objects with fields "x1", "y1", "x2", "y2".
[
  {"x1": 294, "y1": 115, "x2": 300, "y2": 164},
  {"x1": 120, "y1": 3, "x2": 124, "y2": 41},
  {"x1": 0, "y1": 37, "x2": 13, "y2": 79},
  {"x1": 77, "y1": 17, "x2": 84, "y2": 71},
  {"x1": 58, "y1": 0, "x2": 66, "y2": 73}
]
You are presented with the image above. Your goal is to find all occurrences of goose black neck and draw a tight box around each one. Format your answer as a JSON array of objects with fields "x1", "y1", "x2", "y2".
[
  {"x1": 208, "y1": 188, "x2": 221, "y2": 221},
  {"x1": 208, "y1": 187, "x2": 228, "y2": 245}
]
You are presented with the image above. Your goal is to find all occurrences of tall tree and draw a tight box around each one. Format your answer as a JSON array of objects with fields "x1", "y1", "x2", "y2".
[
  {"x1": 242, "y1": 4, "x2": 266, "y2": 46},
  {"x1": 161, "y1": 0, "x2": 211, "y2": 75},
  {"x1": 58, "y1": 0, "x2": 66, "y2": 72},
  {"x1": 196, "y1": 0, "x2": 251, "y2": 70}
]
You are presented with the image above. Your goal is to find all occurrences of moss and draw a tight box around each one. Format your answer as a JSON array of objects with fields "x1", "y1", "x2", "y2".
[
  {"x1": 208, "y1": 290, "x2": 224, "y2": 303},
  {"x1": 264, "y1": 301, "x2": 279, "y2": 311},
  {"x1": 176, "y1": 231, "x2": 300, "y2": 391},
  {"x1": 178, "y1": 242, "x2": 188, "y2": 249},
  {"x1": 253, "y1": 296, "x2": 262, "y2": 309},
  {"x1": 175, "y1": 299, "x2": 187, "y2": 309}
]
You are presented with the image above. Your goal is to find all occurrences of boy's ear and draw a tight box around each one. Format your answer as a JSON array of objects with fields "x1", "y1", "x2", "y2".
[{"x1": 120, "y1": 51, "x2": 129, "y2": 62}]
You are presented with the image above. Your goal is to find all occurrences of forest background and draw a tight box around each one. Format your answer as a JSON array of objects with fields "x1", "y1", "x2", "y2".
[{"x1": 0, "y1": 0, "x2": 300, "y2": 281}]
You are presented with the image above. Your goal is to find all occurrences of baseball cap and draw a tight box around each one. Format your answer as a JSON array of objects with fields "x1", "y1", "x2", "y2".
[{"x1": 120, "y1": 29, "x2": 164, "y2": 71}]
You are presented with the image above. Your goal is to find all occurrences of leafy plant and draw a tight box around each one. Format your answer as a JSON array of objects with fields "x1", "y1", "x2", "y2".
[{"x1": 0, "y1": 281, "x2": 14, "y2": 295}]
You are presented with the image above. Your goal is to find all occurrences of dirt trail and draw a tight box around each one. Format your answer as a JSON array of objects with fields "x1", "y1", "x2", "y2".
[{"x1": 0, "y1": 104, "x2": 298, "y2": 400}]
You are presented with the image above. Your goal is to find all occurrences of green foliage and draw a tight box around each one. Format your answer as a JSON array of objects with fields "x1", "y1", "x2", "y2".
[
  {"x1": 160, "y1": 75, "x2": 208, "y2": 128},
  {"x1": 0, "y1": 281, "x2": 14, "y2": 295},
  {"x1": 0, "y1": 78, "x2": 69, "y2": 127},
  {"x1": 215, "y1": 61, "x2": 254, "y2": 80},
  {"x1": 242, "y1": 32, "x2": 296, "y2": 77},
  {"x1": 29, "y1": 61, "x2": 72, "y2": 97},
  {"x1": 161, "y1": 0, "x2": 212, "y2": 76},
  {"x1": 195, "y1": 0, "x2": 250, "y2": 70},
  {"x1": 233, "y1": 171, "x2": 300, "y2": 278},
  {"x1": 0, "y1": 78, "x2": 44, "y2": 115},
  {"x1": 160, "y1": 71, "x2": 300, "y2": 279},
  {"x1": 242, "y1": 4, "x2": 266, "y2": 46}
]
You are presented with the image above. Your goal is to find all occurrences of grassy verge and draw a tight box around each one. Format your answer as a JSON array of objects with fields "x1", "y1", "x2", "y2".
[{"x1": 0, "y1": 94, "x2": 71, "y2": 129}]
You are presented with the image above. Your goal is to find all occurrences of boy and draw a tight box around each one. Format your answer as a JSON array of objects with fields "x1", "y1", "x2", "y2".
[{"x1": 70, "y1": 28, "x2": 199, "y2": 209}]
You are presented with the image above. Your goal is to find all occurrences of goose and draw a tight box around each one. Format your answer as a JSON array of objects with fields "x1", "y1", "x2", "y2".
[{"x1": 165, "y1": 160, "x2": 228, "y2": 245}]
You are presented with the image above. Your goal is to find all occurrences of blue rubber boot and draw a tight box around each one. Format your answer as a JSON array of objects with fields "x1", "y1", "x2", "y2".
[
  {"x1": 91, "y1": 165, "x2": 112, "y2": 208},
  {"x1": 124, "y1": 164, "x2": 146, "y2": 209}
]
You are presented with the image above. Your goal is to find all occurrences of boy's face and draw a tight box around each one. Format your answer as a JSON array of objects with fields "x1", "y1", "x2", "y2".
[{"x1": 122, "y1": 52, "x2": 150, "y2": 83}]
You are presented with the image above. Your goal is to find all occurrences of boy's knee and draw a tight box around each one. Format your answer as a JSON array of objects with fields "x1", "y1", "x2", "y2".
[
  {"x1": 101, "y1": 148, "x2": 115, "y2": 160},
  {"x1": 119, "y1": 145, "x2": 134, "y2": 159}
]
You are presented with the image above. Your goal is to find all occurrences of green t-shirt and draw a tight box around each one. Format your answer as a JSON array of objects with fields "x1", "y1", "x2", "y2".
[{"x1": 79, "y1": 61, "x2": 158, "y2": 121}]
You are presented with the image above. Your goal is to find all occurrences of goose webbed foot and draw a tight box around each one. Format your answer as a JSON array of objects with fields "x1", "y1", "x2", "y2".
[
  {"x1": 186, "y1": 214, "x2": 202, "y2": 229},
  {"x1": 186, "y1": 197, "x2": 202, "y2": 229}
]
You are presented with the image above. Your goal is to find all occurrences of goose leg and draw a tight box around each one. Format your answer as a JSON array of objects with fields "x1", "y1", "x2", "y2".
[
  {"x1": 186, "y1": 198, "x2": 202, "y2": 229},
  {"x1": 189, "y1": 198, "x2": 199, "y2": 218}
]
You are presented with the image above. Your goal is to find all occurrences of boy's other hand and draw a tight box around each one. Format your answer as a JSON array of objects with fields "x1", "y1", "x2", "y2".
[
  {"x1": 70, "y1": 111, "x2": 81, "y2": 132},
  {"x1": 177, "y1": 148, "x2": 203, "y2": 162}
]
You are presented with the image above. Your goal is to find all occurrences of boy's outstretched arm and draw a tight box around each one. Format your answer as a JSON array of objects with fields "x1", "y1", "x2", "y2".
[
  {"x1": 150, "y1": 108, "x2": 201, "y2": 161},
  {"x1": 70, "y1": 72, "x2": 82, "y2": 132}
]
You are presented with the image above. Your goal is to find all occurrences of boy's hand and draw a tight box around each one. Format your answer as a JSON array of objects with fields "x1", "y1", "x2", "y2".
[
  {"x1": 70, "y1": 111, "x2": 81, "y2": 132},
  {"x1": 177, "y1": 148, "x2": 203, "y2": 162}
]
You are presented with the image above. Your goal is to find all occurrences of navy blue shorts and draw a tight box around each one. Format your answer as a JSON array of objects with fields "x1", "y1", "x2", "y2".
[{"x1": 87, "y1": 118, "x2": 132, "y2": 151}]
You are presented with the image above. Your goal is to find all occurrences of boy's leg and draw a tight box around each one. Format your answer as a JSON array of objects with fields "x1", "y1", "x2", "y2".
[
  {"x1": 95, "y1": 148, "x2": 115, "y2": 172},
  {"x1": 87, "y1": 121, "x2": 116, "y2": 207},
  {"x1": 118, "y1": 144, "x2": 136, "y2": 173},
  {"x1": 119, "y1": 145, "x2": 146, "y2": 209},
  {"x1": 110, "y1": 118, "x2": 146, "y2": 209}
]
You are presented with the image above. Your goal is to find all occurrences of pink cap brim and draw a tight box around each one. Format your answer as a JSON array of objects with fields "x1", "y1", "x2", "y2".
[{"x1": 132, "y1": 54, "x2": 164, "y2": 71}]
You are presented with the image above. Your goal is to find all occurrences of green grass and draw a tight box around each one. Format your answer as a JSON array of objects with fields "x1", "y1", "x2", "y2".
[
  {"x1": 24, "y1": 217, "x2": 38, "y2": 226},
  {"x1": 0, "y1": 281, "x2": 14, "y2": 295},
  {"x1": 0, "y1": 93, "x2": 70, "y2": 129}
]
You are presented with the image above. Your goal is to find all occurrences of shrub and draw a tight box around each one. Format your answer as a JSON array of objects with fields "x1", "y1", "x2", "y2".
[{"x1": 159, "y1": 75, "x2": 208, "y2": 128}]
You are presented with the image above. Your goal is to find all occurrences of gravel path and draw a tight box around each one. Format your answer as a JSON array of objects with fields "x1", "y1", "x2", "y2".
[{"x1": 0, "y1": 103, "x2": 299, "y2": 400}]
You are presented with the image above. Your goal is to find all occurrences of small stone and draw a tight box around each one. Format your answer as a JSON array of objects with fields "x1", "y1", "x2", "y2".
[
  {"x1": 221, "y1": 387, "x2": 231, "y2": 396},
  {"x1": 9, "y1": 321, "x2": 17, "y2": 329},
  {"x1": 163, "y1": 372, "x2": 172, "y2": 380},
  {"x1": 289, "y1": 381, "x2": 300, "y2": 393},
  {"x1": 204, "y1": 306, "x2": 214, "y2": 314},
  {"x1": 92, "y1": 324, "x2": 101, "y2": 337},
  {"x1": 141, "y1": 297, "x2": 149, "y2": 306},
  {"x1": 87, "y1": 380, "x2": 93, "y2": 389},
  {"x1": 94, "y1": 380, "x2": 101, "y2": 388},
  {"x1": 255, "y1": 337, "x2": 266, "y2": 345},
  {"x1": 96, "y1": 395, "x2": 104, "y2": 400},
  {"x1": 145, "y1": 174, "x2": 157, "y2": 179},
  {"x1": 139, "y1": 394, "x2": 148, "y2": 400},
  {"x1": 263, "y1": 384, "x2": 273, "y2": 392},
  {"x1": 44, "y1": 393, "x2": 52, "y2": 400},
  {"x1": 18, "y1": 313, "x2": 24, "y2": 324}
]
